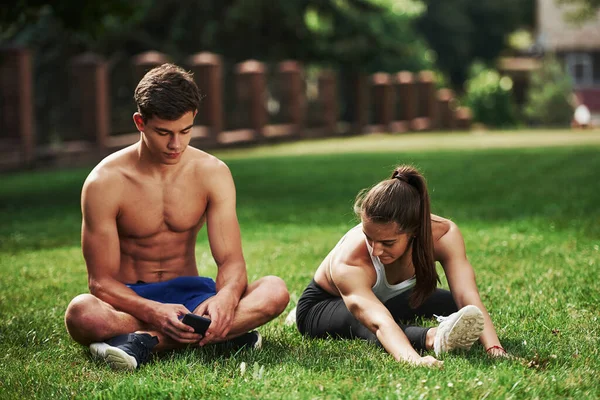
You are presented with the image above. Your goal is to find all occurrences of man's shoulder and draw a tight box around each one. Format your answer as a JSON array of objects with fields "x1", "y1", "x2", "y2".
[
  {"x1": 185, "y1": 147, "x2": 230, "y2": 175},
  {"x1": 84, "y1": 146, "x2": 134, "y2": 190}
]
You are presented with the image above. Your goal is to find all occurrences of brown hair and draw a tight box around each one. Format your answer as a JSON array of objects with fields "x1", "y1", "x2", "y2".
[
  {"x1": 134, "y1": 63, "x2": 202, "y2": 122},
  {"x1": 354, "y1": 165, "x2": 438, "y2": 308}
]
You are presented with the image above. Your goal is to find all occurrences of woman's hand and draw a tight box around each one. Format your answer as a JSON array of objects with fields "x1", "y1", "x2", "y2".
[
  {"x1": 409, "y1": 355, "x2": 444, "y2": 368},
  {"x1": 486, "y1": 345, "x2": 510, "y2": 358}
]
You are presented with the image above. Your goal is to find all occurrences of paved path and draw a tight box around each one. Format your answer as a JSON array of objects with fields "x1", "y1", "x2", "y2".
[{"x1": 214, "y1": 129, "x2": 600, "y2": 159}]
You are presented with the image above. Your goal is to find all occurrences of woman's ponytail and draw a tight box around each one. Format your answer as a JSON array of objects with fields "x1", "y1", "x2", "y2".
[
  {"x1": 356, "y1": 165, "x2": 438, "y2": 308},
  {"x1": 393, "y1": 166, "x2": 438, "y2": 308}
]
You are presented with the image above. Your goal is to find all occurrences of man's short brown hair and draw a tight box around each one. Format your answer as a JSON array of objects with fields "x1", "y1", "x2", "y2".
[{"x1": 134, "y1": 63, "x2": 202, "y2": 122}]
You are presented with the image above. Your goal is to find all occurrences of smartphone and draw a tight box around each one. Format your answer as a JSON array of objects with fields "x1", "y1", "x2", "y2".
[{"x1": 182, "y1": 313, "x2": 211, "y2": 335}]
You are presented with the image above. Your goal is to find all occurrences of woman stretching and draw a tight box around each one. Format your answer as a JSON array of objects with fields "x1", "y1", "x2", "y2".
[{"x1": 291, "y1": 165, "x2": 507, "y2": 367}]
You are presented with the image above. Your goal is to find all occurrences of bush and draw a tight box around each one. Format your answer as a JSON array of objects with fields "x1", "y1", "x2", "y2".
[
  {"x1": 524, "y1": 54, "x2": 574, "y2": 127},
  {"x1": 462, "y1": 62, "x2": 518, "y2": 128}
]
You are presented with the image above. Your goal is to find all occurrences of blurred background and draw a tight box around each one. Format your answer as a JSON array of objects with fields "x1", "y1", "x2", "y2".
[{"x1": 1, "y1": 0, "x2": 599, "y2": 171}]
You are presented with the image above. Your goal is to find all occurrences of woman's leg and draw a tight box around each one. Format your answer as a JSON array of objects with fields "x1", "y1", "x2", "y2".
[
  {"x1": 296, "y1": 282, "x2": 458, "y2": 351},
  {"x1": 299, "y1": 296, "x2": 377, "y2": 342},
  {"x1": 383, "y1": 289, "x2": 458, "y2": 351},
  {"x1": 299, "y1": 295, "x2": 436, "y2": 352},
  {"x1": 384, "y1": 288, "x2": 458, "y2": 321}
]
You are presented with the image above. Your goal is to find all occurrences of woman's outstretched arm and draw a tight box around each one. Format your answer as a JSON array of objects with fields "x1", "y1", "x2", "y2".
[
  {"x1": 436, "y1": 221, "x2": 507, "y2": 357},
  {"x1": 332, "y1": 262, "x2": 443, "y2": 366}
]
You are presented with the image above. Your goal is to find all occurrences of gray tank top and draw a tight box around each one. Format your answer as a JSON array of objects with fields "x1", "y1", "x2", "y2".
[
  {"x1": 364, "y1": 236, "x2": 416, "y2": 303},
  {"x1": 329, "y1": 225, "x2": 416, "y2": 303}
]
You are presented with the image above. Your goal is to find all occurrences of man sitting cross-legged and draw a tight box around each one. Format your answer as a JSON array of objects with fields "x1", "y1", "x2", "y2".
[{"x1": 64, "y1": 63, "x2": 289, "y2": 370}]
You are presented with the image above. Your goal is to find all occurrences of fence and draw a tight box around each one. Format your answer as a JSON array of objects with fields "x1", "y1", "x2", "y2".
[{"x1": 0, "y1": 47, "x2": 472, "y2": 171}]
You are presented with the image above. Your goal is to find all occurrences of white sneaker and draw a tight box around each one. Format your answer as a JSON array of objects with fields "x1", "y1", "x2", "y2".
[
  {"x1": 284, "y1": 306, "x2": 297, "y2": 326},
  {"x1": 90, "y1": 342, "x2": 138, "y2": 370},
  {"x1": 433, "y1": 305, "x2": 484, "y2": 356},
  {"x1": 89, "y1": 333, "x2": 158, "y2": 370}
]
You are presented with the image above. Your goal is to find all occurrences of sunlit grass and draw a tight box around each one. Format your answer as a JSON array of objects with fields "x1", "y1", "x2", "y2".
[{"x1": 1, "y1": 131, "x2": 599, "y2": 399}]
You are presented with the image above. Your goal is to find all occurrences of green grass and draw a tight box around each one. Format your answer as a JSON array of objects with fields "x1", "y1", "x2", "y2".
[{"x1": 1, "y1": 130, "x2": 600, "y2": 399}]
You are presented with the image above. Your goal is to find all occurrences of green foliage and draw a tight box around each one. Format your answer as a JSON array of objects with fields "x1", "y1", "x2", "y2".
[
  {"x1": 462, "y1": 63, "x2": 518, "y2": 128},
  {"x1": 6, "y1": 0, "x2": 432, "y2": 72},
  {"x1": 507, "y1": 29, "x2": 534, "y2": 52},
  {"x1": 119, "y1": 0, "x2": 433, "y2": 72},
  {"x1": 524, "y1": 55, "x2": 574, "y2": 127},
  {"x1": 556, "y1": 0, "x2": 600, "y2": 23},
  {"x1": 0, "y1": 0, "x2": 137, "y2": 41},
  {"x1": 417, "y1": 0, "x2": 535, "y2": 87},
  {"x1": 1, "y1": 134, "x2": 600, "y2": 398}
]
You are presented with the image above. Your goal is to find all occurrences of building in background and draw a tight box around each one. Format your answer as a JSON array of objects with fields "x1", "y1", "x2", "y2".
[{"x1": 537, "y1": 0, "x2": 600, "y2": 123}]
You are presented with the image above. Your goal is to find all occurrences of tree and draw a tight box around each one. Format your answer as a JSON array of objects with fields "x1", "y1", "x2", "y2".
[
  {"x1": 524, "y1": 54, "x2": 574, "y2": 127},
  {"x1": 416, "y1": 0, "x2": 534, "y2": 88},
  {"x1": 0, "y1": 0, "x2": 137, "y2": 41},
  {"x1": 462, "y1": 63, "x2": 518, "y2": 128},
  {"x1": 556, "y1": 0, "x2": 600, "y2": 22},
  {"x1": 88, "y1": 0, "x2": 433, "y2": 73}
]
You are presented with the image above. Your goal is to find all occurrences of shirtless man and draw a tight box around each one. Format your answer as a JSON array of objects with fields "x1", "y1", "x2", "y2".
[{"x1": 64, "y1": 63, "x2": 289, "y2": 370}]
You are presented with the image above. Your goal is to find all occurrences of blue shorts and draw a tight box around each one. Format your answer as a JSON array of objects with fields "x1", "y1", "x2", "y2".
[{"x1": 127, "y1": 276, "x2": 217, "y2": 312}]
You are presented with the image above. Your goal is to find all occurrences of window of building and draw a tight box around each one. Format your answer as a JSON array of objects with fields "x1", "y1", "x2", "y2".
[
  {"x1": 565, "y1": 52, "x2": 593, "y2": 86},
  {"x1": 592, "y1": 52, "x2": 600, "y2": 84}
]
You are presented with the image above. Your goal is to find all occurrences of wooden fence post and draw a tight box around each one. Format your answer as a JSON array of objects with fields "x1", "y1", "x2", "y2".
[
  {"x1": 371, "y1": 72, "x2": 393, "y2": 132},
  {"x1": 278, "y1": 60, "x2": 304, "y2": 137},
  {"x1": 436, "y1": 88, "x2": 455, "y2": 130},
  {"x1": 188, "y1": 52, "x2": 223, "y2": 142},
  {"x1": 318, "y1": 69, "x2": 337, "y2": 134},
  {"x1": 393, "y1": 71, "x2": 417, "y2": 132},
  {"x1": 0, "y1": 47, "x2": 35, "y2": 165},
  {"x1": 454, "y1": 106, "x2": 473, "y2": 130},
  {"x1": 350, "y1": 72, "x2": 369, "y2": 134},
  {"x1": 416, "y1": 70, "x2": 437, "y2": 131},
  {"x1": 132, "y1": 51, "x2": 170, "y2": 82},
  {"x1": 71, "y1": 52, "x2": 110, "y2": 149},
  {"x1": 235, "y1": 60, "x2": 267, "y2": 140}
]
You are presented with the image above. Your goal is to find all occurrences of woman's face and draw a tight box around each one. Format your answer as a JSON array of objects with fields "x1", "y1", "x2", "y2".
[{"x1": 361, "y1": 217, "x2": 412, "y2": 264}]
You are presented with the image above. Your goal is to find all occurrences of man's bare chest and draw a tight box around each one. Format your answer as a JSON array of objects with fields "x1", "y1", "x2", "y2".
[{"x1": 117, "y1": 183, "x2": 207, "y2": 238}]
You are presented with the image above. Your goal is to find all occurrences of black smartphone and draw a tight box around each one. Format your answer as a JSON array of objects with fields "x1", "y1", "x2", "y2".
[{"x1": 182, "y1": 313, "x2": 211, "y2": 335}]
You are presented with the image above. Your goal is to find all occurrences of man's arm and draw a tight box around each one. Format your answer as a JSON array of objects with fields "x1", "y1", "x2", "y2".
[
  {"x1": 81, "y1": 171, "x2": 198, "y2": 343},
  {"x1": 196, "y1": 160, "x2": 247, "y2": 344},
  {"x1": 332, "y1": 262, "x2": 441, "y2": 367},
  {"x1": 436, "y1": 221, "x2": 506, "y2": 356}
]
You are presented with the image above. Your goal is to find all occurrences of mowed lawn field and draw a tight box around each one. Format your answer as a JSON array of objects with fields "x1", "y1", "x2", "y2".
[{"x1": 1, "y1": 129, "x2": 599, "y2": 399}]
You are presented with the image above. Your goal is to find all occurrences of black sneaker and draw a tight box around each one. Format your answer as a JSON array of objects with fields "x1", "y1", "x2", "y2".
[
  {"x1": 223, "y1": 330, "x2": 262, "y2": 351},
  {"x1": 90, "y1": 333, "x2": 159, "y2": 370}
]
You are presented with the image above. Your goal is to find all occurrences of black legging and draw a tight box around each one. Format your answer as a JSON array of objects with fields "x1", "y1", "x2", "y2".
[{"x1": 296, "y1": 280, "x2": 458, "y2": 351}]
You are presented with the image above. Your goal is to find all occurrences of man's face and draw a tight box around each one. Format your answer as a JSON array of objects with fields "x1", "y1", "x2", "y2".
[{"x1": 133, "y1": 111, "x2": 196, "y2": 165}]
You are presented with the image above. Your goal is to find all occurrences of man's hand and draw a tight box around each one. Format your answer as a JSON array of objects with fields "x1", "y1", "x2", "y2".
[
  {"x1": 194, "y1": 293, "x2": 238, "y2": 346},
  {"x1": 150, "y1": 303, "x2": 203, "y2": 343}
]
